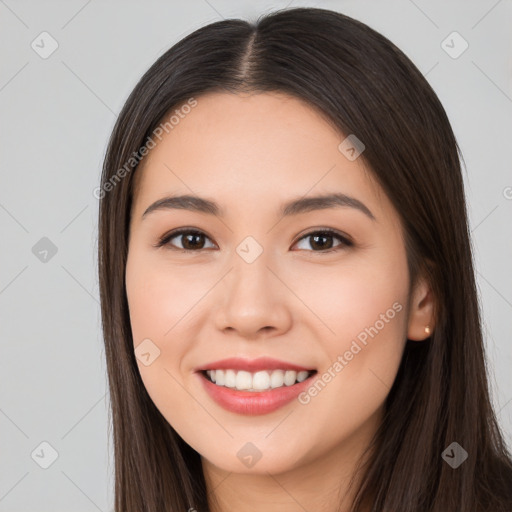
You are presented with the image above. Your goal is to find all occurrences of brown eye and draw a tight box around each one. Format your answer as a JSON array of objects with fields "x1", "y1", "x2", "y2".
[
  {"x1": 155, "y1": 227, "x2": 352, "y2": 254},
  {"x1": 156, "y1": 229, "x2": 216, "y2": 251},
  {"x1": 293, "y1": 229, "x2": 353, "y2": 253}
]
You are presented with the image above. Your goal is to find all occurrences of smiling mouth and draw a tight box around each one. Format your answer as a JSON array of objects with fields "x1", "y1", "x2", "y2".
[{"x1": 200, "y1": 368, "x2": 317, "y2": 392}]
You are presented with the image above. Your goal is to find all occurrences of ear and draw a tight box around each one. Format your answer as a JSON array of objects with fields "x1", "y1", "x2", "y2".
[{"x1": 407, "y1": 275, "x2": 435, "y2": 341}]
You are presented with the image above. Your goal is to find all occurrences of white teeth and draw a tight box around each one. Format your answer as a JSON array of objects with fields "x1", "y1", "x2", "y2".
[
  {"x1": 284, "y1": 370, "x2": 296, "y2": 386},
  {"x1": 270, "y1": 369, "x2": 285, "y2": 388},
  {"x1": 252, "y1": 370, "x2": 270, "y2": 390},
  {"x1": 215, "y1": 369, "x2": 225, "y2": 385},
  {"x1": 296, "y1": 370, "x2": 309, "y2": 382},
  {"x1": 224, "y1": 369, "x2": 236, "y2": 388},
  {"x1": 235, "y1": 370, "x2": 252, "y2": 390},
  {"x1": 205, "y1": 369, "x2": 313, "y2": 392}
]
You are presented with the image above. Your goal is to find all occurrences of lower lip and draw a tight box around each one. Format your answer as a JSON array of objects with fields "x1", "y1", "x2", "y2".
[{"x1": 197, "y1": 371, "x2": 317, "y2": 415}]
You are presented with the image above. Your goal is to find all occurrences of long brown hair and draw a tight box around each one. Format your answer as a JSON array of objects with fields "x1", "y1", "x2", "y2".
[{"x1": 98, "y1": 7, "x2": 512, "y2": 511}]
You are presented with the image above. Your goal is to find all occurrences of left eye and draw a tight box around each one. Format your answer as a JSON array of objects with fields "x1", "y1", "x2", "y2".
[
  {"x1": 155, "y1": 228, "x2": 352, "y2": 253},
  {"x1": 293, "y1": 229, "x2": 353, "y2": 252}
]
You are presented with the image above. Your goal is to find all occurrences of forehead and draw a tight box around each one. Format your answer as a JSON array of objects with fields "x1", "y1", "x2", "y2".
[{"x1": 131, "y1": 91, "x2": 388, "y2": 221}]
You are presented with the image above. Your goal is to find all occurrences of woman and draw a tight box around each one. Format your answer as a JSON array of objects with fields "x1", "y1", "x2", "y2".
[{"x1": 98, "y1": 7, "x2": 512, "y2": 511}]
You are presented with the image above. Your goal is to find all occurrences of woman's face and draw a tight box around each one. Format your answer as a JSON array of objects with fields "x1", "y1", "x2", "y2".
[{"x1": 125, "y1": 91, "x2": 427, "y2": 476}]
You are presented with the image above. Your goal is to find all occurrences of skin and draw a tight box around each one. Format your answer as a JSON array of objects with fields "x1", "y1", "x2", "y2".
[{"x1": 125, "y1": 91, "x2": 435, "y2": 512}]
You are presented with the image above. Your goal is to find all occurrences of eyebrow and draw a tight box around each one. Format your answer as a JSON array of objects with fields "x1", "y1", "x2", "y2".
[{"x1": 141, "y1": 192, "x2": 375, "y2": 221}]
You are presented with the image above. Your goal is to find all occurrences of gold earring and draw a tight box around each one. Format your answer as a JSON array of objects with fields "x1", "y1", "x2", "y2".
[{"x1": 425, "y1": 326, "x2": 431, "y2": 335}]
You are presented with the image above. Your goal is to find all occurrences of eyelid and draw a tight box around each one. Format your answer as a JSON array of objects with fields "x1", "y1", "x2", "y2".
[
  {"x1": 292, "y1": 227, "x2": 353, "y2": 247},
  {"x1": 291, "y1": 228, "x2": 353, "y2": 253},
  {"x1": 155, "y1": 227, "x2": 353, "y2": 252},
  {"x1": 153, "y1": 227, "x2": 217, "y2": 250}
]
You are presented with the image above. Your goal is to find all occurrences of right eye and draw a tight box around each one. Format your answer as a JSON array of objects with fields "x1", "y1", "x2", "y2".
[{"x1": 154, "y1": 228, "x2": 217, "y2": 252}]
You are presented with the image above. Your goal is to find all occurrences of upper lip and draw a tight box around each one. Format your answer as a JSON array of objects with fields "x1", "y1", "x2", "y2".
[{"x1": 195, "y1": 357, "x2": 316, "y2": 373}]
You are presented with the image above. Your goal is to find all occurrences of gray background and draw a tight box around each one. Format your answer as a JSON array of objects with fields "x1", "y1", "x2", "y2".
[{"x1": 1, "y1": 0, "x2": 511, "y2": 510}]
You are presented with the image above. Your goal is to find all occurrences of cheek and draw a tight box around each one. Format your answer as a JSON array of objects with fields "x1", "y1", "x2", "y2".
[
  {"x1": 125, "y1": 250, "x2": 203, "y2": 422},
  {"x1": 125, "y1": 249, "x2": 207, "y2": 346},
  {"x1": 292, "y1": 257, "x2": 408, "y2": 447},
  {"x1": 291, "y1": 250, "x2": 409, "y2": 409},
  {"x1": 292, "y1": 252, "x2": 408, "y2": 346},
  {"x1": 125, "y1": 248, "x2": 224, "y2": 387}
]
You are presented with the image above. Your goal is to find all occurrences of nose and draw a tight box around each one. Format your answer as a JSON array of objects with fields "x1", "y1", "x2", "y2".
[{"x1": 213, "y1": 251, "x2": 293, "y2": 340}]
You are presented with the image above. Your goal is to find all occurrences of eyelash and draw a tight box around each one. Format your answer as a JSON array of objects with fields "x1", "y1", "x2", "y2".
[{"x1": 154, "y1": 227, "x2": 354, "y2": 254}]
